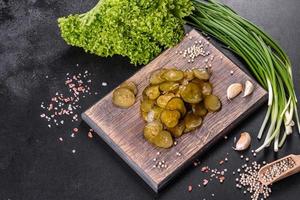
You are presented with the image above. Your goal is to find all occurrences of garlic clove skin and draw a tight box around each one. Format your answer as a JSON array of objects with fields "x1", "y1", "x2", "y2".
[
  {"x1": 227, "y1": 83, "x2": 243, "y2": 100},
  {"x1": 233, "y1": 132, "x2": 251, "y2": 151},
  {"x1": 243, "y1": 80, "x2": 254, "y2": 97}
]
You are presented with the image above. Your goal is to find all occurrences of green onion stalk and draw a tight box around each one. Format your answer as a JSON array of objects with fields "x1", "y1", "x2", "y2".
[{"x1": 186, "y1": 0, "x2": 299, "y2": 152}]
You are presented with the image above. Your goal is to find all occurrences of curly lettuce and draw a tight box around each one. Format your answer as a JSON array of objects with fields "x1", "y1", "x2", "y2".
[{"x1": 58, "y1": 0, "x2": 194, "y2": 65}]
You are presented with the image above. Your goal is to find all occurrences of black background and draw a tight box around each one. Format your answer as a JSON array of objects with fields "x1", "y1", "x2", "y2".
[{"x1": 0, "y1": 0, "x2": 300, "y2": 199}]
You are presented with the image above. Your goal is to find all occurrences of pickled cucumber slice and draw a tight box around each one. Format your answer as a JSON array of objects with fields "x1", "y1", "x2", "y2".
[
  {"x1": 147, "y1": 106, "x2": 163, "y2": 122},
  {"x1": 180, "y1": 82, "x2": 202, "y2": 104},
  {"x1": 184, "y1": 112, "x2": 203, "y2": 132},
  {"x1": 150, "y1": 69, "x2": 166, "y2": 85},
  {"x1": 156, "y1": 93, "x2": 175, "y2": 108},
  {"x1": 166, "y1": 97, "x2": 186, "y2": 115},
  {"x1": 201, "y1": 82, "x2": 213, "y2": 96},
  {"x1": 112, "y1": 88, "x2": 136, "y2": 108},
  {"x1": 162, "y1": 69, "x2": 184, "y2": 82},
  {"x1": 169, "y1": 122, "x2": 185, "y2": 138},
  {"x1": 153, "y1": 130, "x2": 173, "y2": 148},
  {"x1": 144, "y1": 121, "x2": 163, "y2": 143},
  {"x1": 141, "y1": 111, "x2": 148, "y2": 121},
  {"x1": 120, "y1": 81, "x2": 138, "y2": 95},
  {"x1": 159, "y1": 82, "x2": 180, "y2": 92},
  {"x1": 193, "y1": 69, "x2": 210, "y2": 81},
  {"x1": 160, "y1": 110, "x2": 181, "y2": 128},
  {"x1": 192, "y1": 103, "x2": 208, "y2": 117},
  {"x1": 145, "y1": 85, "x2": 160, "y2": 100},
  {"x1": 140, "y1": 99, "x2": 155, "y2": 112},
  {"x1": 184, "y1": 70, "x2": 194, "y2": 81},
  {"x1": 204, "y1": 95, "x2": 221, "y2": 112}
]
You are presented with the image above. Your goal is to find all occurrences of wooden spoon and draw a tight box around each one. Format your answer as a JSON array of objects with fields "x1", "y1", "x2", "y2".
[{"x1": 258, "y1": 154, "x2": 300, "y2": 186}]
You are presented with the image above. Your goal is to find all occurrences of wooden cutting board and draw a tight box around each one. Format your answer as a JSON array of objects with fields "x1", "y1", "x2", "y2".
[{"x1": 82, "y1": 29, "x2": 267, "y2": 192}]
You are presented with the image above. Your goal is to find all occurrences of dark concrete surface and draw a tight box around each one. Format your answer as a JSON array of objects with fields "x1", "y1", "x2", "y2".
[{"x1": 0, "y1": 0, "x2": 299, "y2": 199}]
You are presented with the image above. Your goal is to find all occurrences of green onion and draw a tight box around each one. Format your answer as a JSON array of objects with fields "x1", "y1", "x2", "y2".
[{"x1": 186, "y1": 0, "x2": 299, "y2": 152}]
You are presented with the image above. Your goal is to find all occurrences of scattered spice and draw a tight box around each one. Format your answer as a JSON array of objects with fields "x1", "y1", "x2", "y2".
[
  {"x1": 188, "y1": 185, "x2": 193, "y2": 192},
  {"x1": 203, "y1": 179, "x2": 209, "y2": 186},
  {"x1": 40, "y1": 68, "x2": 99, "y2": 155},
  {"x1": 152, "y1": 153, "x2": 168, "y2": 170},
  {"x1": 219, "y1": 176, "x2": 225, "y2": 183},
  {"x1": 88, "y1": 131, "x2": 93, "y2": 138},
  {"x1": 40, "y1": 70, "x2": 95, "y2": 128},
  {"x1": 201, "y1": 166, "x2": 209, "y2": 173},
  {"x1": 236, "y1": 161, "x2": 271, "y2": 200},
  {"x1": 177, "y1": 39, "x2": 210, "y2": 63}
]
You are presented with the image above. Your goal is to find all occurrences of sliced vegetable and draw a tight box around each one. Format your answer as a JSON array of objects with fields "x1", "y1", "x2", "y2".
[
  {"x1": 204, "y1": 95, "x2": 221, "y2": 112},
  {"x1": 184, "y1": 112, "x2": 203, "y2": 132},
  {"x1": 180, "y1": 82, "x2": 202, "y2": 103},
  {"x1": 144, "y1": 121, "x2": 163, "y2": 143},
  {"x1": 112, "y1": 88, "x2": 136, "y2": 108},
  {"x1": 120, "y1": 81, "x2": 138, "y2": 95},
  {"x1": 141, "y1": 68, "x2": 221, "y2": 148},
  {"x1": 153, "y1": 130, "x2": 173, "y2": 148},
  {"x1": 162, "y1": 69, "x2": 184, "y2": 82},
  {"x1": 160, "y1": 110, "x2": 181, "y2": 128}
]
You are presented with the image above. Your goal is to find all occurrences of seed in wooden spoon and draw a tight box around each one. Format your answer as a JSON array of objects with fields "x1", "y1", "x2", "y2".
[
  {"x1": 227, "y1": 83, "x2": 243, "y2": 100},
  {"x1": 260, "y1": 156, "x2": 296, "y2": 185},
  {"x1": 233, "y1": 132, "x2": 251, "y2": 151},
  {"x1": 243, "y1": 80, "x2": 254, "y2": 97}
]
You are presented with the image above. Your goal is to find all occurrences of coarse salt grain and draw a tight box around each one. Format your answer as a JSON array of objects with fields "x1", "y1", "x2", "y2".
[
  {"x1": 88, "y1": 132, "x2": 93, "y2": 138},
  {"x1": 203, "y1": 179, "x2": 209, "y2": 186},
  {"x1": 102, "y1": 82, "x2": 108, "y2": 86}
]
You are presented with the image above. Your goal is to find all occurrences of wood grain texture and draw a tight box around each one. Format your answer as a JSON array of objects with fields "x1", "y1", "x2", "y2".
[{"x1": 82, "y1": 29, "x2": 267, "y2": 192}]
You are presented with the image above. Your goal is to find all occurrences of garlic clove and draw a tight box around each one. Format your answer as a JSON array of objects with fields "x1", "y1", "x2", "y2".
[
  {"x1": 233, "y1": 132, "x2": 251, "y2": 151},
  {"x1": 227, "y1": 83, "x2": 243, "y2": 100},
  {"x1": 243, "y1": 80, "x2": 254, "y2": 97}
]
